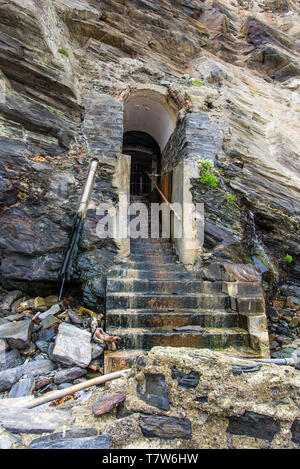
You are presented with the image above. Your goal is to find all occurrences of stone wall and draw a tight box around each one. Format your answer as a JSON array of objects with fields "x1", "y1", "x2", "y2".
[
  {"x1": 0, "y1": 0, "x2": 299, "y2": 303},
  {"x1": 67, "y1": 346, "x2": 300, "y2": 449},
  {"x1": 161, "y1": 112, "x2": 223, "y2": 176}
]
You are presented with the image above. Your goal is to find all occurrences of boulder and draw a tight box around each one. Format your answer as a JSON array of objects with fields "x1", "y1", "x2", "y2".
[{"x1": 52, "y1": 323, "x2": 91, "y2": 368}]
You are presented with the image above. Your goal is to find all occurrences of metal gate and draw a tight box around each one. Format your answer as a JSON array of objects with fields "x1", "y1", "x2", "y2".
[{"x1": 130, "y1": 159, "x2": 152, "y2": 195}]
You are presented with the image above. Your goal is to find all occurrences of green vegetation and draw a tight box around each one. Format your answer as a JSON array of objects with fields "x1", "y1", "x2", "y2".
[
  {"x1": 225, "y1": 192, "x2": 236, "y2": 207},
  {"x1": 200, "y1": 171, "x2": 219, "y2": 188},
  {"x1": 225, "y1": 178, "x2": 230, "y2": 184},
  {"x1": 197, "y1": 158, "x2": 220, "y2": 188},
  {"x1": 58, "y1": 48, "x2": 69, "y2": 57},
  {"x1": 285, "y1": 253, "x2": 293, "y2": 263},
  {"x1": 191, "y1": 78, "x2": 204, "y2": 87}
]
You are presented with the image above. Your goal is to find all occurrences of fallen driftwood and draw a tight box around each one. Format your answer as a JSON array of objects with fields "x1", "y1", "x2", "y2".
[{"x1": 24, "y1": 368, "x2": 131, "y2": 409}]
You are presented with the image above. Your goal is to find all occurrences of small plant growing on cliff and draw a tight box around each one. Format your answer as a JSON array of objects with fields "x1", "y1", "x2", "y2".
[
  {"x1": 225, "y1": 192, "x2": 236, "y2": 207},
  {"x1": 285, "y1": 253, "x2": 293, "y2": 263},
  {"x1": 197, "y1": 158, "x2": 220, "y2": 188},
  {"x1": 58, "y1": 48, "x2": 69, "y2": 57},
  {"x1": 191, "y1": 78, "x2": 204, "y2": 87}
]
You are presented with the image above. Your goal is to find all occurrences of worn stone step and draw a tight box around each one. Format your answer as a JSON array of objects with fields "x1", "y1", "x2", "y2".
[
  {"x1": 107, "y1": 279, "x2": 223, "y2": 294},
  {"x1": 107, "y1": 310, "x2": 239, "y2": 329},
  {"x1": 130, "y1": 254, "x2": 177, "y2": 263},
  {"x1": 224, "y1": 282, "x2": 263, "y2": 297},
  {"x1": 106, "y1": 293, "x2": 229, "y2": 311},
  {"x1": 106, "y1": 327, "x2": 249, "y2": 350},
  {"x1": 109, "y1": 268, "x2": 203, "y2": 280},
  {"x1": 126, "y1": 262, "x2": 186, "y2": 271},
  {"x1": 130, "y1": 246, "x2": 174, "y2": 255},
  {"x1": 130, "y1": 239, "x2": 171, "y2": 245}
]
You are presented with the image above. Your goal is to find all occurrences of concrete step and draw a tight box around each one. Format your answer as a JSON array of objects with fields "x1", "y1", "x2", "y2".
[
  {"x1": 130, "y1": 239, "x2": 171, "y2": 244},
  {"x1": 106, "y1": 292, "x2": 230, "y2": 311},
  {"x1": 109, "y1": 268, "x2": 204, "y2": 280},
  {"x1": 107, "y1": 279, "x2": 223, "y2": 294},
  {"x1": 106, "y1": 327, "x2": 249, "y2": 350},
  {"x1": 130, "y1": 247, "x2": 174, "y2": 255},
  {"x1": 125, "y1": 262, "x2": 185, "y2": 271},
  {"x1": 107, "y1": 310, "x2": 239, "y2": 329},
  {"x1": 130, "y1": 254, "x2": 177, "y2": 263}
]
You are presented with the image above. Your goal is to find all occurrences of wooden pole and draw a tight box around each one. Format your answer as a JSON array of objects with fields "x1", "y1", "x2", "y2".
[
  {"x1": 24, "y1": 368, "x2": 131, "y2": 409},
  {"x1": 146, "y1": 172, "x2": 181, "y2": 221}
]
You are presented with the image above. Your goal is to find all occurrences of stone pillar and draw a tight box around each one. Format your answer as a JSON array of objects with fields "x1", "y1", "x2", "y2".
[
  {"x1": 171, "y1": 159, "x2": 201, "y2": 264},
  {"x1": 222, "y1": 264, "x2": 270, "y2": 358}
]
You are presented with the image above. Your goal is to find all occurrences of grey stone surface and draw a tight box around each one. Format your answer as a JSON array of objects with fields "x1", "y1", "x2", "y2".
[
  {"x1": 172, "y1": 368, "x2": 199, "y2": 388},
  {"x1": 0, "y1": 408, "x2": 70, "y2": 434},
  {"x1": 54, "y1": 366, "x2": 87, "y2": 384},
  {"x1": 139, "y1": 373, "x2": 169, "y2": 411},
  {"x1": 0, "y1": 290, "x2": 23, "y2": 313},
  {"x1": 0, "y1": 319, "x2": 33, "y2": 349},
  {"x1": 38, "y1": 304, "x2": 61, "y2": 320},
  {"x1": 139, "y1": 414, "x2": 191, "y2": 439},
  {"x1": 30, "y1": 433, "x2": 111, "y2": 449},
  {"x1": 29, "y1": 428, "x2": 98, "y2": 448},
  {"x1": 0, "y1": 359, "x2": 55, "y2": 392},
  {"x1": 0, "y1": 348, "x2": 24, "y2": 371},
  {"x1": 227, "y1": 411, "x2": 280, "y2": 441},
  {"x1": 52, "y1": 323, "x2": 91, "y2": 368}
]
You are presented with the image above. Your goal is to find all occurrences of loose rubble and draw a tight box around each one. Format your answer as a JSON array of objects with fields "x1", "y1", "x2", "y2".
[{"x1": 0, "y1": 289, "x2": 120, "y2": 437}]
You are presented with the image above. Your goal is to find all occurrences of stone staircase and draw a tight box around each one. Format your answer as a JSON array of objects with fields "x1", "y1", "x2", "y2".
[{"x1": 106, "y1": 237, "x2": 251, "y2": 352}]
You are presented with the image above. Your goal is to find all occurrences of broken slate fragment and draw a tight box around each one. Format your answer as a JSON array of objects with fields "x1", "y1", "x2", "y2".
[
  {"x1": 52, "y1": 323, "x2": 91, "y2": 368},
  {"x1": 30, "y1": 433, "x2": 110, "y2": 449},
  {"x1": 0, "y1": 348, "x2": 24, "y2": 371},
  {"x1": 0, "y1": 359, "x2": 55, "y2": 392},
  {"x1": 0, "y1": 408, "x2": 69, "y2": 434},
  {"x1": 0, "y1": 319, "x2": 33, "y2": 350},
  {"x1": 8, "y1": 377, "x2": 34, "y2": 398},
  {"x1": 139, "y1": 415, "x2": 192, "y2": 439},
  {"x1": 139, "y1": 373, "x2": 169, "y2": 410},
  {"x1": 54, "y1": 366, "x2": 87, "y2": 385},
  {"x1": 93, "y1": 393, "x2": 126, "y2": 416},
  {"x1": 41, "y1": 315, "x2": 61, "y2": 331},
  {"x1": 172, "y1": 368, "x2": 199, "y2": 388},
  {"x1": 227, "y1": 411, "x2": 280, "y2": 441},
  {"x1": 38, "y1": 304, "x2": 61, "y2": 320},
  {"x1": 0, "y1": 290, "x2": 23, "y2": 313}
]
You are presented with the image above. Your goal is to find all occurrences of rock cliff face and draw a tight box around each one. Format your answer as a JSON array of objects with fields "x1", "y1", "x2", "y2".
[{"x1": 0, "y1": 0, "x2": 299, "y2": 306}]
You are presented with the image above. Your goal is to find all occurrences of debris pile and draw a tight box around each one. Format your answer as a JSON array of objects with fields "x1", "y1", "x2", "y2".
[{"x1": 0, "y1": 288, "x2": 120, "y2": 401}]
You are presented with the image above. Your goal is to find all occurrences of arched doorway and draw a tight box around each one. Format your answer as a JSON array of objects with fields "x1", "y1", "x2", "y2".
[{"x1": 123, "y1": 131, "x2": 161, "y2": 197}]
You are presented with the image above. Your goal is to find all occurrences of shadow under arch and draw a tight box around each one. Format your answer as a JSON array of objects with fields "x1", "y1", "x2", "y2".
[{"x1": 123, "y1": 87, "x2": 177, "y2": 151}]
